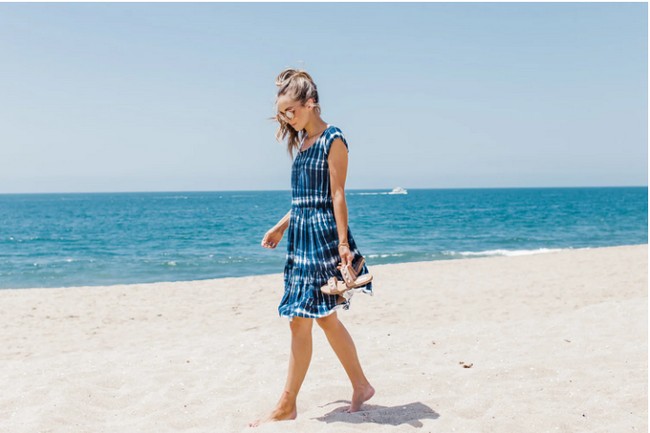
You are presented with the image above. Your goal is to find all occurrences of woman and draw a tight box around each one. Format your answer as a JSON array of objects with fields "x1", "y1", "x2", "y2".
[{"x1": 250, "y1": 68, "x2": 374, "y2": 426}]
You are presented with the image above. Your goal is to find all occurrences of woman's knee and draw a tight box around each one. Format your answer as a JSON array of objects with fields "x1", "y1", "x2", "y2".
[
  {"x1": 316, "y1": 313, "x2": 339, "y2": 331},
  {"x1": 289, "y1": 316, "x2": 313, "y2": 334}
]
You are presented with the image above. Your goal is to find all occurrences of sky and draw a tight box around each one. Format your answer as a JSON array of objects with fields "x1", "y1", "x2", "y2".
[{"x1": 0, "y1": 2, "x2": 647, "y2": 193}]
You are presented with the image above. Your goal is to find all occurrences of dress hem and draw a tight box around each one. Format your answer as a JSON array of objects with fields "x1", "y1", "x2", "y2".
[{"x1": 278, "y1": 286, "x2": 372, "y2": 322}]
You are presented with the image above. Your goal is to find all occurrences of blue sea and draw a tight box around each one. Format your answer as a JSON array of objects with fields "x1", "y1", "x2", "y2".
[{"x1": 0, "y1": 187, "x2": 647, "y2": 289}]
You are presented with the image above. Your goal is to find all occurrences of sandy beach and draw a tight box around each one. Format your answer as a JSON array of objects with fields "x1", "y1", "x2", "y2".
[{"x1": 1, "y1": 244, "x2": 647, "y2": 432}]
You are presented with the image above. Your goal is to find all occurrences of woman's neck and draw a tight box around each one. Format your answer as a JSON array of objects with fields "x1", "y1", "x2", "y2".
[{"x1": 303, "y1": 119, "x2": 329, "y2": 138}]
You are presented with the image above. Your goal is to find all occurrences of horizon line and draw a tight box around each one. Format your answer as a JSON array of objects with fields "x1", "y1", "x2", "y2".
[{"x1": 0, "y1": 184, "x2": 647, "y2": 195}]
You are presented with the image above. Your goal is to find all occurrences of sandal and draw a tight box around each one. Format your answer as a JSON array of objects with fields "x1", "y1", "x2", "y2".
[
  {"x1": 320, "y1": 255, "x2": 373, "y2": 296},
  {"x1": 338, "y1": 256, "x2": 373, "y2": 289},
  {"x1": 320, "y1": 275, "x2": 351, "y2": 295}
]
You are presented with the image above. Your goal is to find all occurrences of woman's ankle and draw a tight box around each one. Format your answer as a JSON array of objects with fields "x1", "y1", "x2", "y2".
[
  {"x1": 352, "y1": 380, "x2": 372, "y2": 391},
  {"x1": 277, "y1": 390, "x2": 298, "y2": 409}
]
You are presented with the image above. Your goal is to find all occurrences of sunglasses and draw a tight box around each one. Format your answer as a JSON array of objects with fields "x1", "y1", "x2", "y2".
[{"x1": 276, "y1": 102, "x2": 304, "y2": 123}]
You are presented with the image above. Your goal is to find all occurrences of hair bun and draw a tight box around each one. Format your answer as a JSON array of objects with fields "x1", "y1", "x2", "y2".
[
  {"x1": 275, "y1": 68, "x2": 314, "y2": 87},
  {"x1": 275, "y1": 68, "x2": 299, "y2": 86}
]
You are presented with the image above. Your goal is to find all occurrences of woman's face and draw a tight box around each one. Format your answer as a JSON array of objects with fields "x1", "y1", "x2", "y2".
[{"x1": 276, "y1": 95, "x2": 312, "y2": 130}]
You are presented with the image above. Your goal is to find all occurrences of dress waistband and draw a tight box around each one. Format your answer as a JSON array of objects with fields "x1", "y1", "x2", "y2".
[{"x1": 291, "y1": 198, "x2": 333, "y2": 209}]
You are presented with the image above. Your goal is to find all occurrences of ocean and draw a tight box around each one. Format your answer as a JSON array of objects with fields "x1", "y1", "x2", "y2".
[{"x1": 0, "y1": 187, "x2": 647, "y2": 289}]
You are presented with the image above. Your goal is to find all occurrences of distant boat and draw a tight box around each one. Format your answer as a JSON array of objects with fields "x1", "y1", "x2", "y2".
[{"x1": 388, "y1": 187, "x2": 408, "y2": 195}]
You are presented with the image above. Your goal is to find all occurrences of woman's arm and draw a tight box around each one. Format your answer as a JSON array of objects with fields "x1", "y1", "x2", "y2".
[
  {"x1": 261, "y1": 209, "x2": 291, "y2": 249},
  {"x1": 328, "y1": 138, "x2": 352, "y2": 264},
  {"x1": 274, "y1": 210, "x2": 292, "y2": 233}
]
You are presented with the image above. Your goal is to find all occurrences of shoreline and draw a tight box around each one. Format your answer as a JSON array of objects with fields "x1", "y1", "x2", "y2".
[{"x1": 2, "y1": 243, "x2": 647, "y2": 292}]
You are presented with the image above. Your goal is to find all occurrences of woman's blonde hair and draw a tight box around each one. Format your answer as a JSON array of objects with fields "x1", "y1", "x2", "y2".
[{"x1": 268, "y1": 68, "x2": 321, "y2": 158}]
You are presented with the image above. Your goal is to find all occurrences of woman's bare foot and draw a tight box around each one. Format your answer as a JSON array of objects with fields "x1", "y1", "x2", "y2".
[
  {"x1": 248, "y1": 404, "x2": 297, "y2": 427},
  {"x1": 347, "y1": 383, "x2": 375, "y2": 412}
]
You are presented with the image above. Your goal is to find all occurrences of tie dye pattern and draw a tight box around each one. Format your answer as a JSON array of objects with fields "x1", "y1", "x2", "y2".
[{"x1": 279, "y1": 125, "x2": 373, "y2": 320}]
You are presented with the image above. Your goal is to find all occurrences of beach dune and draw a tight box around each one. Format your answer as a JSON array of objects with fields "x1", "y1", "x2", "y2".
[{"x1": 0, "y1": 244, "x2": 647, "y2": 432}]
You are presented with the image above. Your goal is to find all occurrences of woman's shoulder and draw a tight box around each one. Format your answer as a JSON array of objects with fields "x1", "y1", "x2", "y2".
[
  {"x1": 322, "y1": 124, "x2": 349, "y2": 156},
  {"x1": 324, "y1": 124, "x2": 343, "y2": 135},
  {"x1": 323, "y1": 125, "x2": 348, "y2": 142}
]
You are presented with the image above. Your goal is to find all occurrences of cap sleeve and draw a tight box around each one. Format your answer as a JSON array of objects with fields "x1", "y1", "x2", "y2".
[{"x1": 323, "y1": 126, "x2": 350, "y2": 159}]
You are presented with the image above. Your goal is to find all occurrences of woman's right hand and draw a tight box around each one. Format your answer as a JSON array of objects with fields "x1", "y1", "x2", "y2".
[{"x1": 261, "y1": 226, "x2": 284, "y2": 249}]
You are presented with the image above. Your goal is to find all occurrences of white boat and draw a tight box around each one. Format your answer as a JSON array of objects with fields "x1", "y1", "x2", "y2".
[{"x1": 388, "y1": 187, "x2": 408, "y2": 195}]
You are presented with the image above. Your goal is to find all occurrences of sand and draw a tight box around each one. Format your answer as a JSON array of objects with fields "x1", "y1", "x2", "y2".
[{"x1": 0, "y1": 244, "x2": 647, "y2": 432}]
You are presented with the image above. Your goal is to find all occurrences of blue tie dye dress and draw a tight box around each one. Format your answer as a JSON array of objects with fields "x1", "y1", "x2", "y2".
[{"x1": 279, "y1": 125, "x2": 373, "y2": 320}]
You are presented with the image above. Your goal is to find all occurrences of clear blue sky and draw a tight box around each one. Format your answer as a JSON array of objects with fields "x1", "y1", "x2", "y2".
[{"x1": 0, "y1": 2, "x2": 647, "y2": 193}]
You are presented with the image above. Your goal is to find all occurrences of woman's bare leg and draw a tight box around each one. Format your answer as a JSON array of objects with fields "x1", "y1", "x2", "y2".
[
  {"x1": 316, "y1": 312, "x2": 375, "y2": 412},
  {"x1": 249, "y1": 316, "x2": 313, "y2": 427}
]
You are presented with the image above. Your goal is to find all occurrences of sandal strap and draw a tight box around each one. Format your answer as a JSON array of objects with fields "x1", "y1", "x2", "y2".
[
  {"x1": 347, "y1": 262, "x2": 359, "y2": 282},
  {"x1": 340, "y1": 265, "x2": 354, "y2": 287},
  {"x1": 354, "y1": 257, "x2": 365, "y2": 275}
]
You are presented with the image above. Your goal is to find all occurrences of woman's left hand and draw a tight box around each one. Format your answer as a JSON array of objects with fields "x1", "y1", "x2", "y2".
[{"x1": 338, "y1": 245, "x2": 354, "y2": 267}]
